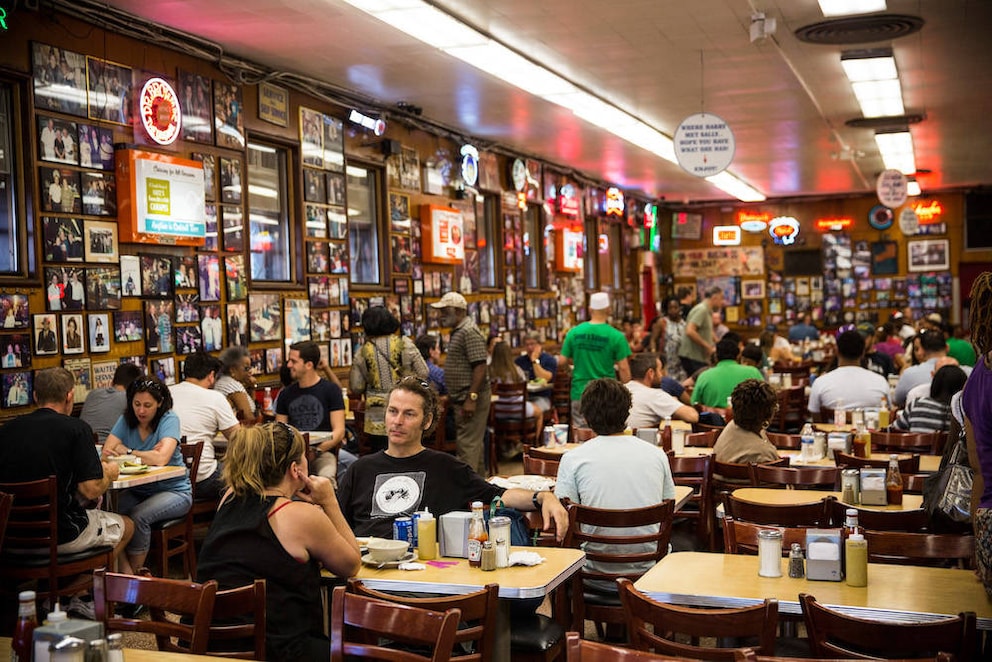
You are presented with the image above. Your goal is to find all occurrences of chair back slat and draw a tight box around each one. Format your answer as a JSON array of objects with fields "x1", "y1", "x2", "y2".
[
  {"x1": 834, "y1": 452, "x2": 921, "y2": 474},
  {"x1": 565, "y1": 632, "x2": 699, "y2": 661},
  {"x1": 752, "y1": 465, "x2": 841, "y2": 490},
  {"x1": 826, "y1": 499, "x2": 929, "y2": 532},
  {"x1": 723, "y1": 517, "x2": 814, "y2": 556},
  {"x1": 207, "y1": 579, "x2": 267, "y2": 660},
  {"x1": 725, "y1": 494, "x2": 832, "y2": 528},
  {"x1": 863, "y1": 530, "x2": 975, "y2": 568}
]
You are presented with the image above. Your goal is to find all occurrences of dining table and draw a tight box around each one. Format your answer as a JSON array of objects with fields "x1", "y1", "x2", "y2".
[
  {"x1": 672, "y1": 446, "x2": 940, "y2": 473},
  {"x1": 732, "y1": 487, "x2": 924, "y2": 511},
  {"x1": 110, "y1": 465, "x2": 187, "y2": 490},
  {"x1": 634, "y1": 551, "x2": 992, "y2": 630},
  {"x1": 0, "y1": 636, "x2": 232, "y2": 661},
  {"x1": 322, "y1": 545, "x2": 585, "y2": 662}
]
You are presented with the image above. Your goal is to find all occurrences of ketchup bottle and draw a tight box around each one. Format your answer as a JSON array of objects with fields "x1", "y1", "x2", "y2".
[{"x1": 11, "y1": 590, "x2": 38, "y2": 662}]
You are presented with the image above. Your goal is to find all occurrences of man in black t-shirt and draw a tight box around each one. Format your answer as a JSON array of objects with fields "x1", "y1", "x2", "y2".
[
  {"x1": 0, "y1": 368, "x2": 134, "y2": 568},
  {"x1": 277, "y1": 340, "x2": 354, "y2": 486},
  {"x1": 338, "y1": 377, "x2": 568, "y2": 540}
]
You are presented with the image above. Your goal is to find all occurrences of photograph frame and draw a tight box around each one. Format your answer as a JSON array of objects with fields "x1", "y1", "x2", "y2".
[
  {"x1": 113, "y1": 310, "x2": 144, "y2": 343},
  {"x1": 225, "y1": 254, "x2": 248, "y2": 301},
  {"x1": 80, "y1": 171, "x2": 117, "y2": 216},
  {"x1": 219, "y1": 156, "x2": 243, "y2": 204},
  {"x1": 88, "y1": 313, "x2": 111, "y2": 353},
  {"x1": 221, "y1": 205, "x2": 245, "y2": 252},
  {"x1": 284, "y1": 298, "x2": 311, "y2": 344},
  {"x1": 86, "y1": 56, "x2": 133, "y2": 125},
  {"x1": 226, "y1": 302, "x2": 248, "y2": 347},
  {"x1": 37, "y1": 114, "x2": 79, "y2": 165},
  {"x1": 908, "y1": 239, "x2": 950, "y2": 273},
  {"x1": 77, "y1": 122, "x2": 115, "y2": 170},
  {"x1": 300, "y1": 107, "x2": 323, "y2": 168},
  {"x1": 249, "y1": 292, "x2": 282, "y2": 343},
  {"x1": 303, "y1": 168, "x2": 325, "y2": 203},
  {"x1": 192, "y1": 153, "x2": 217, "y2": 201},
  {"x1": 61, "y1": 313, "x2": 85, "y2": 355},
  {"x1": 200, "y1": 304, "x2": 223, "y2": 351},
  {"x1": 213, "y1": 80, "x2": 246, "y2": 149},
  {"x1": 144, "y1": 300, "x2": 176, "y2": 354},
  {"x1": 0, "y1": 294, "x2": 30, "y2": 330},
  {"x1": 120, "y1": 254, "x2": 141, "y2": 296},
  {"x1": 389, "y1": 192, "x2": 411, "y2": 234},
  {"x1": 741, "y1": 279, "x2": 766, "y2": 300},
  {"x1": 1, "y1": 334, "x2": 32, "y2": 369},
  {"x1": 33, "y1": 313, "x2": 59, "y2": 356},
  {"x1": 84, "y1": 220, "x2": 118, "y2": 263},
  {"x1": 323, "y1": 114, "x2": 344, "y2": 172},
  {"x1": 326, "y1": 172, "x2": 346, "y2": 206},
  {"x1": 178, "y1": 69, "x2": 214, "y2": 144},
  {"x1": 139, "y1": 255, "x2": 174, "y2": 298},
  {"x1": 85, "y1": 265, "x2": 122, "y2": 310},
  {"x1": 40, "y1": 167, "x2": 81, "y2": 214},
  {"x1": 42, "y1": 216, "x2": 84, "y2": 262},
  {"x1": 198, "y1": 254, "x2": 221, "y2": 302},
  {"x1": 2, "y1": 371, "x2": 33, "y2": 409},
  {"x1": 32, "y1": 43, "x2": 88, "y2": 117}
]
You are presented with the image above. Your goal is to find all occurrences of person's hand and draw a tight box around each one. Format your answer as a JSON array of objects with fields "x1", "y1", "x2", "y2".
[
  {"x1": 296, "y1": 473, "x2": 335, "y2": 506},
  {"x1": 462, "y1": 398, "x2": 477, "y2": 418},
  {"x1": 102, "y1": 460, "x2": 120, "y2": 481},
  {"x1": 540, "y1": 493, "x2": 569, "y2": 541},
  {"x1": 529, "y1": 347, "x2": 542, "y2": 362}
]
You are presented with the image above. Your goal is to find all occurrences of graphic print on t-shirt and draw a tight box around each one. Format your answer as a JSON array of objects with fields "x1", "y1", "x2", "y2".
[
  {"x1": 371, "y1": 471, "x2": 425, "y2": 518},
  {"x1": 287, "y1": 393, "x2": 326, "y2": 430}
]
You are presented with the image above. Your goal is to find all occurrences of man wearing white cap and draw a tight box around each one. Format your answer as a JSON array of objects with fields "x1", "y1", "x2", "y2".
[
  {"x1": 561, "y1": 292, "x2": 632, "y2": 429},
  {"x1": 431, "y1": 291, "x2": 490, "y2": 474}
]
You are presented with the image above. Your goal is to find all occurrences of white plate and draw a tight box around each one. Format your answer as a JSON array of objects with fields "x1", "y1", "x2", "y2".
[
  {"x1": 119, "y1": 464, "x2": 150, "y2": 475},
  {"x1": 361, "y1": 551, "x2": 416, "y2": 568}
]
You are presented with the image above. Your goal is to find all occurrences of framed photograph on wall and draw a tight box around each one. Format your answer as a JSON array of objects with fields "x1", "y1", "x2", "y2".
[
  {"x1": 1, "y1": 334, "x2": 31, "y2": 368},
  {"x1": 33, "y1": 313, "x2": 59, "y2": 355},
  {"x1": 88, "y1": 313, "x2": 110, "y2": 353},
  {"x1": 192, "y1": 153, "x2": 217, "y2": 201},
  {"x1": 389, "y1": 192, "x2": 411, "y2": 233},
  {"x1": 323, "y1": 114, "x2": 344, "y2": 171},
  {"x1": 37, "y1": 115, "x2": 78, "y2": 165},
  {"x1": 84, "y1": 220, "x2": 118, "y2": 263},
  {"x1": 140, "y1": 255, "x2": 174, "y2": 298},
  {"x1": 908, "y1": 239, "x2": 950, "y2": 272},
  {"x1": 226, "y1": 302, "x2": 247, "y2": 347},
  {"x1": 213, "y1": 80, "x2": 245, "y2": 149},
  {"x1": 300, "y1": 107, "x2": 323, "y2": 168},
  {"x1": 113, "y1": 310, "x2": 143, "y2": 343},
  {"x1": 40, "y1": 167, "x2": 81, "y2": 214},
  {"x1": 203, "y1": 204, "x2": 219, "y2": 251},
  {"x1": 303, "y1": 168, "x2": 325, "y2": 203},
  {"x1": 221, "y1": 205, "x2": 244, "y2": 252},
  {"x1": 741, "y1": 280, "x2": 765, "y2": 299},
  {"x1": 86, "y1": 56, "x2": 133, "y2": 124},
  {"x1": 219, "y1": 157, "x2": 242, "y2": 204},
  {"x1": 249, "y1": 293, "x2": 282, "y2": 343},
  {"x1": 265, "y1": 347, "x2": 283, "y2": 374},
  {"x1": 42, "y1": 216, "x2": 84, "y2": 262},
  {"x1": 200, "y1": 305, "x2": 223, "y2": 351},
  {"x1": 284, "y1": 298, "x2": 311, "y2": 344},
  {"x1": 120, "y1": 254, "x2": 141, "y2": 296},
  {"x1": 198, "y1": 254, "x2": 221, "y2": 302},
  {"x1": 178, "y1": 70, "x2": 214, "y2": 143},
  {"x1": 80, "y1": 171, "x2": 116, "y2": 216},
  {"x1": 326, "y1": 172, "x2": 345, "y2": 206},
  {"x1": 61, "y1": 313, "x2": 85, "y2": 354},
  {"x1": 145, "y1": 300, "x2": 175, "y2": 354},
  {"x1": 2, "y1": 372, "x2": 33, "y2": 408},
  {"x1": 225, "y1": 254, "x2": 248, "y2": 301},
  {"x1": 77, "y1": 123, "x2": 115, "y2": 170},
  {"x1": 32, "y1": 43, "x2": 87, "y2": 117},
  {"x1": 86, "y1": 266, "x2": 121, "y2": 310},
  {"x1": 0, "y1": 294, "x2": 30, "y2": 329}
]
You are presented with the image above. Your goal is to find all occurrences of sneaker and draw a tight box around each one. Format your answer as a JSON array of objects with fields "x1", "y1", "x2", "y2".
[
  {"x1": 68, "y1": 595, "x2": 95, "y2": 620},
  {"x1": 116, "y1": 602, "x2": 146, "y2": 619}
]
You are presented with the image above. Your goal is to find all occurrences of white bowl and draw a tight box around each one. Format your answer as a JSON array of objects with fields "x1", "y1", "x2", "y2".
[{"x1": 366, "y1": 537, "x2": 410, "y2": 562}]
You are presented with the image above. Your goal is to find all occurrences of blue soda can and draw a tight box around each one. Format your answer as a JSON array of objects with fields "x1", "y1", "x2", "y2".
[
  {"x1": 393, "y1": 516, "x2": 414, "y2": 550},
  {"x1": 410, "y1": 511, "x2": 422, "y2": 549}
]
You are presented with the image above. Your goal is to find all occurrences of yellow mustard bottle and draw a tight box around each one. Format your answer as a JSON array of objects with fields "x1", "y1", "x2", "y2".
[{"x1": 845, "y1": 533, "x2": 868, "y2": 587}]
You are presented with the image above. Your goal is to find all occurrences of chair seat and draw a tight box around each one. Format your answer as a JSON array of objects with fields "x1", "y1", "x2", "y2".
[
  {"x1": 583, "y1": 589, "x2": 623, "y2": 607},
  {"x1": 509, "y1": 613, "x2": 565, "y2": 652},
  {"x1": 2, "y1": 545, "x2": 114, "y2": 568},
  {"x1": 153, "y1": 517, "x2": 186, "y2": 530}
]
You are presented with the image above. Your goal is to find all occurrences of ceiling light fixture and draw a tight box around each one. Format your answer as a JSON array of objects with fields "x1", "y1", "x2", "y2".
[
  {"x1": 818, "y1": 0, "x2": 886, "y2": 17},
  {"x1": 907, "y1": 179, "x2": 921, "y2": 197},
  {"x1": 842, "y1": 49, "x2": 904, "y2": 118},
  {"x1": 341, "y1": 0, "x2": 765, "y2": 202},
  {"x1": 875, "y1": 130, "x2": 916, "y2": 175}
]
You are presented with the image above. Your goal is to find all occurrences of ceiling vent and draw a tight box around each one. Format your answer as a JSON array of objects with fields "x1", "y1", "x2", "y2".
[
  {"x1": 795, "y1": 14, "x2": 924, "y2": 45},
  {"x1": 845, "y1": 113, "x2": 926, "y2": 130}
]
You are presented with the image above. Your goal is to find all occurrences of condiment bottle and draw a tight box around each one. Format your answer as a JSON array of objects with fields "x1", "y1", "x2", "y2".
[
  {"x1": 877, "y1": 396, "x2": 890, "y2": 429},
  {"x1": 262, "y1": 386, "x2": 273, "y2": 413},
  {"x1": 886, "y1": 454, "x2": 903, "y2": 505},
  {"x1": 833, "y1": 399, "x2": 846, "y2": 427},
  {"x1": 466, "y1": 501, "x2": 487, "y2": 567},
  {"x1": 757, "y1": 529, "x2": 782, "y2": 578},
  {"x1": 480, "y1": 541, "x2": 497, "y2": 571},
  {"x1": 106, "y1": 634, "x2": 124, "y2": 662},
  {"x1": 840, "y1": 508, "x2": 862, "y2": 575},
  {"x1": 416, "y1": 508, "x2": 436, "y2": 560},
  {"x1": 788, "y1": 543, "x2": 805, "y2": 578},
  {"x1": 11, "y1": 590, "x2": 38, "y2": 662},
  {"x1": 845, "y1": 533, "x2": 868, "y2": 587}
]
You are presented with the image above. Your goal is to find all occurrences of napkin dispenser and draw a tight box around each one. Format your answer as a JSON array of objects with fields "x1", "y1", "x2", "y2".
[
  {"x1": 805, "y1": 528, "x2": 843, "y2": 581},
  {"x1": 859, "y1": 467, "x2": 887, "y2": 505},
  {"x1": 439, "y1": 511, "x2": 472, "y2": 558},
  {"x1": 826, "y1": 432, "x2": 852, "y2": 459}
]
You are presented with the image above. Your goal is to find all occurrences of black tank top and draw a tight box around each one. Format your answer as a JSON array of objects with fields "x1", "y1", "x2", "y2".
[{"x1": 197, "y1": 495, "x2": 324, "y2": 661}]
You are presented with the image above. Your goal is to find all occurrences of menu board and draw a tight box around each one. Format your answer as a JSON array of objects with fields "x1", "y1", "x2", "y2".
[
  {"x1": 420, "y1": 204, "x2": 464, "y2": 265},
  {"x1": 116, "y1": 148, "x2": 206, "y2": 245}
]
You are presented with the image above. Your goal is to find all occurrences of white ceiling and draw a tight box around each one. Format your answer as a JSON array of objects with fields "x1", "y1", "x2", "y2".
[{"x1": 90, "y1": 0, "x2": 992, "y2": 203}]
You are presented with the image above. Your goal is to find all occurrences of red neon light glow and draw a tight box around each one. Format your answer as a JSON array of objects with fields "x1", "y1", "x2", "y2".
[
  {"x1": 737, "y1": 210, "x2": 771, "y2": 225},
  {"x1": 913, "y1": 200, "x2": 944, "y2": 224},
  {"x1": 814, "y1": 217, "x2": 854, "y2": 231}
]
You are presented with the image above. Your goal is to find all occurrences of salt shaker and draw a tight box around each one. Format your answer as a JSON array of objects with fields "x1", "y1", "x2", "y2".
[
  {"x1": 757, "y1": 529, "x2": 782, "y2": 577},
  {"x1": 788, "y1": 543, "x2": 805, "y2": 578}
]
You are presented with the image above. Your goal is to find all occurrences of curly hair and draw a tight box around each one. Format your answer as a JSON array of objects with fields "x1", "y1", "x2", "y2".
[
  {"x1": 730, "y1": 379, "x2": 778, "y2": 434},
  {"x1": 388, "y1": 376, "x2": 439, "y2": 436},
  {"x1": 969, "y1": 272, "x2": 992, "y2": 360},
  {"x1": 123, "y1": 376, "x2": 173, "y2": 430}
]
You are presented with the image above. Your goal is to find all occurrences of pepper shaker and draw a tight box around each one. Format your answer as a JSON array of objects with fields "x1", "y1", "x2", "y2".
[{"x1": 788, "y1": 543, "x2": 805, "y2": 579}]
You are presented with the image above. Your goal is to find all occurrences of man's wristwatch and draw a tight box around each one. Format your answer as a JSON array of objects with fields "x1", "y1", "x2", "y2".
[{"x1": 469, "y1": 392, "x2": 478, "y2": 401}]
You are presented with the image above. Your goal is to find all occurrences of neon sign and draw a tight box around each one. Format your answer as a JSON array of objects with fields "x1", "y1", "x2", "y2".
[
  {"x1": 348, "y1": 109, "x2": 386, "y2": 136},
  {"x1": 605, "y1": 187, "x2": 625, "y2": 216},
  {"x1": 814, "y1": 217, "x2": 853, "y2": 231},
  {"x1": 460, "y1": 144, "x2": 479, "y2": 187},
  {"x1": 737, "y1": 210, "x2": 771, "y2": 232},
  {"x1": 598, "y1": 234, "x2": 610, "y2": 254},
  {"x1": 558, "y1": 183, "x2": 580, "y2": 217},
  {"x1": 768, "y1": 216, "x2": 800, "y2": 245},
  {"x1": 139, "y1": 77, "x2": 181, "y2": 146},
  {"x1": 712, "y1": 225, "x2": 741, "y2": 246},
  {"x1": 913, "y1": 200, "x2": 944, "y2": 224}
]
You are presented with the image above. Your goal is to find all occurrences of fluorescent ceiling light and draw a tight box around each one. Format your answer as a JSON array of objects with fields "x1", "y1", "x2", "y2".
[
  {"x1": 851, "y1": 79, "x2": 904, "y2": 118},
  {"x1": 341, "y1": 0, "x2": 764, "y2": 201},
  {"x1": 875, "y1": 131, "x2": 916, "y2": 175},
  {"x1": 818, "y1": 0, "x2": 886, "y2": 17},
  {"x1": 907, "y1": 180, "x2": 921, "y2": 196},
  {"x1": 841, "y1": 54, "x2": 897, "y2": 83},
  {"x1": 705, "y1": 172, "x2": 766, "y2": 203}
]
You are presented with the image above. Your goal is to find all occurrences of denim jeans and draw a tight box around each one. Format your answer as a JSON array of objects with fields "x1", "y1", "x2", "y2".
[
  {"x1": 117, "y1": 488, "x2": 192, "y2": 553},
  {"x1": 195, "y1": 465, "x2": 224, "y2": 502}
]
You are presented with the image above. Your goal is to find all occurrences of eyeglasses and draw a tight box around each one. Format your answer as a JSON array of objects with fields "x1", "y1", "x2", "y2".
[{"x1": 399, "y1": 376, "x2": 431, "y2": 390}]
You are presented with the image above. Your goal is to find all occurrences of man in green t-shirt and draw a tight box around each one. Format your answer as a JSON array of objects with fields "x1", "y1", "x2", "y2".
[
  {"x1": 561, "y1": 292, "x2": 632, "y2": 429},
  {"x1": 691, "y1": 338, "x2": 765, "y2": 409},
  {"x1": 678, "y1": 286, "x2": 725, "y2": 377}
]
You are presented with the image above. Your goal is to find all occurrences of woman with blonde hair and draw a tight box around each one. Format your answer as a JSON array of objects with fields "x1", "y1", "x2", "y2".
[{"x1": 197, "y1": 422, "x2": 360, "y2": 661}]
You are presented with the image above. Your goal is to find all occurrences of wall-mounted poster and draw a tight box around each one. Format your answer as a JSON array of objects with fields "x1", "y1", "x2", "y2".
[
  {"x1": 86, "y1": 56, "x2": 133, "y2": 124},
  {"x1": 32, "y1": 43, "x2": 88, "y2": 117},
  {"x1": 671, "y1": 212, "x2": 703, "y2": 240},
  {"x1": 300, "y1": 107, "x2": 323, "y2": 168},
  {"x1": 178, "y1": 70, "x2": 213, "y2": 143},
  {"x1": 88, "y1": 313, "x2": 110, "y2": 353},
  {"x1": 871, "y1": 241, "x2": 899, "y2": 275},
  {"x1": 213, "y1": 80, "x2": 245, "y2": 149},
  {"x1": 249, "y1": 293, "x2": 281, "y2": 343},
  {"x1": 323, "y1": 114, "x2": 344, "y2": 172},
  {"x1": 84, "y1": 220, "x2": 118, "y2": 263},
  {"x1": 908, "y1": 239, "x2": 950, "y2": 272},
  {"x1": 42, "y1": 217, "x2": 83, "y2": 262},
  {"x1": 671, "y1": 247, "x2": 764, "y2": 278},
  {"x1": 419, "y1": 205, "x2": 464, "y2": 264},
  {"x1": 696, "y1": 276, "x2": 741, "y2": 307}
]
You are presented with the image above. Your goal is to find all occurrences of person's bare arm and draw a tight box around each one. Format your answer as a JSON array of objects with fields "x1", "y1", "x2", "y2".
[
  {"x1": 227, "y1": 391, "x2": 255, "y2": 423},
  {"x1": 502, "y1": 488, "x2": 568, "y2": 541},
  {"x1": 674, "y1": 404, "x2": 699, "y2": 424},
  {"x1": 616, "y1": 357, "x2": 631, "y2": 383},
  {"x1": 220, "y1": 423, "x2": 241, "y2": 440},
  {"x1": 78, "y1": 461, "x2": 118, "y2": 500},
  {"x1": 462, "y1": 362, "x2": 488, "y2": 417},
  {"x1": 318, "y1": 408, "x2": 346, "y2": 451},
  {"x1": 317, "y1": 361, "x2": 343, "y2": 389},
  {"x1": 132, "y1": 436, "x2": 178, "y2": 467}
]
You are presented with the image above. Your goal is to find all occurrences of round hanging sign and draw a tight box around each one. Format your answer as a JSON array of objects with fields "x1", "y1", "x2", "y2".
[
  {"x1": 899, "y1": 206, "x2": 919, "y2": 236},
  {"x1": 868, "y1": 204, "x2": 893, "y2": 230},
  {"x1": 876, "y1": 169, "x2": 908, "y2": 209},
  {"x1": 511, "y1": 159, "x2": 528, "y2": 192},
  {"x1": 139, "y1": 77, "x2": 182, "y2": 146},
  {"x1": 673, "y1": 113, "x2": 735, "y2": 178}
]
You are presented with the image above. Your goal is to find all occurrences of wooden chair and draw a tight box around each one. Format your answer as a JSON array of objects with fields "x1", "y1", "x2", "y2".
[
  {"x1": 619, "y1": 578, "x2": 779, "y2": 660},
  {"x1": 207, "y1": 579, "x2": 267, "y2": 660},
  {"x1": 723, "y1": 517, "x2": 813, "y2": 556},
  {"x1": 150, "y1": 441, "x2": 202, "y2": 579},
  {"x1": 904, "y1": 473, "x2": 927, "y2": 493},
  {"x1": 564, "y1": 632, "x2": 692, "y2": 661},
  {"x1": 523, "y1": 451, "x2": 560, "y2": 478},
  {"x1": 733, "y1": 647, "x2": 955, "y2": 662},
  {"x1": 669, "y1": 454, "x2": 712, "y2": 547},
  {"x1": 329, "y1": 585, "x2": 461, "y2": 662},
  {"x1": 0, "y1": 492, "x2": 12, "y2": 551},
  {"x1": 725, "y1": 494, "x2": 832, "y2": 528},
  {"x1": 800, "y1": 593, "x2": 977, "y2": 661},
  {"x1": 826, "y1": 500, "x2": 929, "y2": 532},
  {"x1": 348, "y1": 579, "x2": 498, "y2": 662},
  {"x1": 93, "y1": 568, "x2": 218, "y2": 655},
  {"x1": 528, "y1": 446, "x2": 564, "y2": 460},
  {"x1": 350, "y1": 400, "x2": 376, "y2": 456},
  {"x1": 562, "y1": 500, "x2": 675, "y2": 639},
  {"x1": 491, "y1": 381, "x2": 541, "y2": 457},
  {"x1": 863, "y1": 530, "x2": 976, "y2": 569},
  {"x1": 833, "y1": 452, "x2": 921, "y2": 475},
  {"x1": 552, "y1": 369, "x2": 572, "y2": 430},
  {"x1": 752, "y1": 465, "x2": 841, "y2": 490},
  {"x1": 765, "y1": 432, "x2": 801, "y2": 450},
  {"x1": 0, "y1": 476, "x2": 114, "y2": 604},
  {"x1": 424, "y1": 395, "x2": 456, "y2": 455},
  {"x1": 686, "y1": 429, "x2": 719, "y2": 447},
  {"x1": 768, "y1": 386, "x2": 807, "y2": 433},
  {"x1": 814, "y1": 407, "x2": 838, "y2": 425},
  {"x1": 870, "y1": 431, "x2": 942, "y2": 455}
]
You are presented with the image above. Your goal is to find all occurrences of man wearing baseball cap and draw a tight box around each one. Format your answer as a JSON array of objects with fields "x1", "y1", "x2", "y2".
[
  {"x1": 560, "y1": 292, "x2": 632, "y2": 429},
  {"x1": 431, "y1": 291, "x2": 490, "y2": 474}
]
